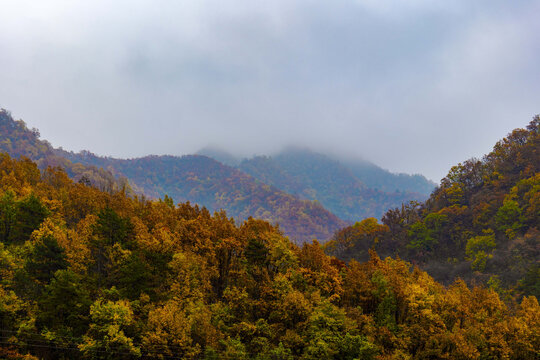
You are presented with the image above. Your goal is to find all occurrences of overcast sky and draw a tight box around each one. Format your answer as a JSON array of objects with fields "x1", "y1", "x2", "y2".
[{"x1": 1, "y1": 0, "x2": 538, "y2": 181}]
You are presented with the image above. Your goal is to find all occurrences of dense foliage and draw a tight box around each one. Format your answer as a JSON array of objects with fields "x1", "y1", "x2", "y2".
[
  {"x1": 326, "y1": 118, "x2": 540, "y2": 298},
  {"x1": 238, "y1": 149, "x2": 433, "y2": 222},
  {"x1": 0, "y1": 154, "x2": 538, "y2": 359},
  {"x1": 58, "y1": 153, "x2": 346, "y2": 243},
  {"x1": 0, "y1": 109, "x2": 345, "y2": 243}
]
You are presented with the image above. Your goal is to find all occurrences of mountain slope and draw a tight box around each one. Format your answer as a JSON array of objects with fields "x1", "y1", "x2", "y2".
[
  {"x1": 326, "y1": 117, "x2": 540, "y2": 296},
  {"x1": 0, "y1": 109, "x2": 345, "y2": 242},
  {"x1": 1, "y1": 154, "x2": 538, "y2": 359},
  {"x1": 338, "y1": 156, "x2": 436, "y2": 195},
  {"x1": 239, "y1": 148, "x2": 431, "y2": 222},
  {"x1": 0, "y1": 109, "x2": 130, "y2": 193},
  {"x1": 58, "y1": 149, "x2": 347, "y2": 242}
]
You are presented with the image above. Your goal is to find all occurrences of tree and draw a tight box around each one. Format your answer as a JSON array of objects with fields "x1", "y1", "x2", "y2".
[
  {"x1": 10, "y1": 194, "x2": 49, "y2": 243},
  {"x1": 0, "y1": 191, "x2": 16, "y2": 243},
  {"x1": 25, "y1": 235, "x2": 68, "y2": 285},
  {"x1": 465, "y1": 230, "x2": 496, "y2": 271},
  {"x1": 79, "y1": 300, "x2": 140, "y2": 360},
  {"x1": 89, "y1": 208, "x2": 134, "y2": 287},
  {"x1": 38, "y1": 270, "x2": 91, "y2": 338},
  {"x1": 495, "y1": 200, "x2": 523, "y2": 238}
]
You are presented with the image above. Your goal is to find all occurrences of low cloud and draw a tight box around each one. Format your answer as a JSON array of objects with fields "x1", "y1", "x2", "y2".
[{"x1": 0, "y1": 0, "x2": 538, "y2": 181}]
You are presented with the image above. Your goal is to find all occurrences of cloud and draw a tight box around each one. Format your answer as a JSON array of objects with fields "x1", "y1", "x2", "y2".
[{"x1": 0, "y1": 0, "x2": 538, "y2": 181}]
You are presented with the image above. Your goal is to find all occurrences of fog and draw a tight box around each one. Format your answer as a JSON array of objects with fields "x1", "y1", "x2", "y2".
[{"x1": 1, "y1": 0, "x2": 538, "y2": 181}]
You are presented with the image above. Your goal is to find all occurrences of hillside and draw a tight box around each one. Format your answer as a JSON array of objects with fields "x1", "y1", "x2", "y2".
[
  {"x1": 0, "y1": 154, "x2": 538, "y2": 359},
  {"x1": 0, "y1": 109, "x2": 345, "y2": 243},
  {"x1": 58, "y1": 150, "x2": 347, "y2": 242},
  {"x1": 239, "y1": 148, "x2": 432, "y2": 222},
  {"x1": 338, "y1": 156, "x2": 436, "y2": 195},
  {"x1": 326, "y1": 117, "x2": 540, "y2": 297},
  {"x1": 0, "y1": 110, "x2": 130, "y2": 194}
]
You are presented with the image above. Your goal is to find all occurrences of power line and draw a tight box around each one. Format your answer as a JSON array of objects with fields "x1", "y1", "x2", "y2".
[
  {"x1": 0, "y1": 330, "x2": 265, "y2": 359},
  {"x1": 0, "y1": 334, "x2": 185, "y2": 359}
]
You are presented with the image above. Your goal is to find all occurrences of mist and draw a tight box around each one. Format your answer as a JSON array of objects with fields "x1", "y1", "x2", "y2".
[{"x1": 1, "y1": 0, "x2": 538, "y2": 182}]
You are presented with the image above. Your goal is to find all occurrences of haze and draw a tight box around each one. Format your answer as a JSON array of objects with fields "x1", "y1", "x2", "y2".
[{"x1": 1, "y1": 0, "x2": 538, "y2": 181}]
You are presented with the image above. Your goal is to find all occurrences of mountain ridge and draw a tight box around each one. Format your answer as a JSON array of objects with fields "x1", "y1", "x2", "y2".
[
  {"x1": 0, "y1": 109, "x2": 346, "y2": 242},
  {"x1": 0, "y1": 107, "x2": 433, "y2": 242},
  {"x1": 237, "y1": 147, "x2": 433, "y2": 221}
]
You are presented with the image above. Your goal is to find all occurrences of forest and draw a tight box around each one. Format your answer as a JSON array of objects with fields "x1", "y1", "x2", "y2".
[
  {"x1": 0, "y1": 147, "x2": 538, "y2": 358},
  {"x1": 2, "y1": 0, "x2": 538, "y2": 358},
  {"x1": 325, "y1": 117, "x2": 540, "y2": 298}
]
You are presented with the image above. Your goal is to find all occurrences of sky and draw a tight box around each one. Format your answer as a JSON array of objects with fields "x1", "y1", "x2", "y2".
[{"x1": 0, "y1": 0, "x2": 539, "y2": 182}]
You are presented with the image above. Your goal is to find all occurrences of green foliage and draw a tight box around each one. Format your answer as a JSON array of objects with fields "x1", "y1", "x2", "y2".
[
  {"x1": 406, "y1": 213, "x2": 448, "y2": 253},
  {"x1": 246, "y1": 238, "x2": 269, "y2": 267},
  {"x1": 465, "y1": 230, "x2": 496, "y2": 271},
  {"x1": 11, "y1": 194, "x2": 49, "y2": 243},
  {"x1": 518, "y1": 264, "x2": 540, "y2": 299},
  {"x1": 38, "y1": 269, "x2": 91, "y2": 337},
  {"x1": 337, "y1": 333, "x2": 378, "y2": 360},
  {"x1": 0, "y1": 191, "x2": 17, "y2": 243},
  {"x1": 407, "y1": 221, "x2": 436, "y2": 252},
  {"x1": 495, "y1": 200, "x2": 523, "y2": 238},
  {"x1": 79, "y1": 299, "x2": 140, "y2": 359},
  {"x1": 25, "y1": 235, "x2": 68, "y2": 285},
  {"x1": 92, "y1": 207, "x2": 134, "y2": 247},
  {"x1": 113, "y1": 253, "x2": 153, "y2": 300},
  {"x1": 0, "y1": 191, "x2": 49, "y2": 245},
  {"x1": 325, "y1": 218, "x2": 388, "y2": 262}
]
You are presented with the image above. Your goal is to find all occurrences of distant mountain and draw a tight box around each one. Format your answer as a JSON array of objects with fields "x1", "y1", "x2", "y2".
[
  {"x1": 0, "y1": 108, "x2": 432, "y2": 241},
  {"x1": 238, "y1": 148, "x2": 432, "y2": 222},
  {"x1": 196, "y1": 146, "x2": 240, "y2": 167},
  {"x1": 337, "y1": 156, "x2": 436, "y2": 195},
  {"x1": 58, "y1": 150, "x2": 347, "y2": 242},
  {"x1": 0, "y1": 109, "x2": 345, "y2": 242}
]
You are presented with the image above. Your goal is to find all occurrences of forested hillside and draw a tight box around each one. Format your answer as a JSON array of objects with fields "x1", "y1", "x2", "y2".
[
  {"x1": 326, "y1": 117, "x2": 540, "y2": 297},
  {"x1": 0, "y1": 110, "x2": 130, "y2": 194},
  {"x1": 0, "y1": 109, "x2": 434, "y2": 242},
  {"x1": 0, "y1": 109, "x2": 345, "y2": 243},
  {"x1": 239, "y1": 149, "x2": 432, "y2": 222},
  {"x1": 0, "y1": 154, "x2": 538, "y2": 359},
  {"x1": 57, "y1": 151, "x2": 347, "y2": 243}
]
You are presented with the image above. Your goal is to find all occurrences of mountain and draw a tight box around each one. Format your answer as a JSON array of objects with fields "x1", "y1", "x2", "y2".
[
  {"x1": 196, "y1": 146, "x2": 240, "y2": 166},
  {"x1": 326, "y1": 117, "x2": 540, "y2": 296},
  {"x1": 57, "y1": 150, "x2": 347, "y2": 242},
  {"x1": 338, "y1": 156, "x2": 436, "y2": 195},
  {"x1": 0, "y1": 109, "x2": 345, "y2": 243},
  {"x1": 0, "y1": 108, "x2": 433, "y2": 243},
  {"x1": 238, "y1": 147, "x2": 432, "y2": 222},
  {"x1": 0, "y1": 109, "x2": 130, "y2": 194},
  {"x1": 1, "y1": 153, "x2": 538, "y2": 359}
]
